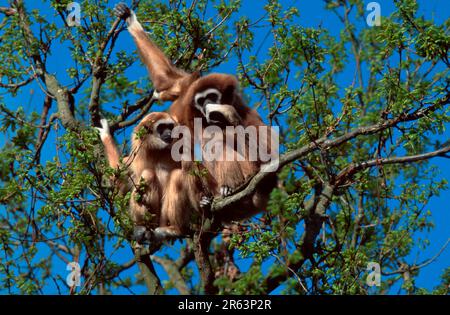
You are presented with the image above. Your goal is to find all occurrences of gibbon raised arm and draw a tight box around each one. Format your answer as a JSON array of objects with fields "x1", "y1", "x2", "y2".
[{"x1": 114, "y1": 3, "x2": 199, "y2": 102}]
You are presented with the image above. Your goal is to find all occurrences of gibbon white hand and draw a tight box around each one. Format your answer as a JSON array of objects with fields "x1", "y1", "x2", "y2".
[{"x1": 95, "y1": 118, "x2": 110, "y2": 140}]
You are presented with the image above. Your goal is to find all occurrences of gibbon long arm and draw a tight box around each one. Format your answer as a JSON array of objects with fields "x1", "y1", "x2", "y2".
[
  {"x1": 96, "y1": 118, "x2": 134, "y2": 196},
  {"x1": 96, "y1": 113, "x2": 194, "y2": 242},
  {"x1": 114, "y1": 3, "x2": 196, "y2": 101},
  {"x1": 96, "y1": 118, "x2": 122, "y2": 170}
]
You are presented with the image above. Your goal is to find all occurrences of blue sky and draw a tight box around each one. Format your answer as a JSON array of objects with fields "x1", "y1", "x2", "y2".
[{"x1": 0, "y1": 0, "x2": 449, "y2": 294}]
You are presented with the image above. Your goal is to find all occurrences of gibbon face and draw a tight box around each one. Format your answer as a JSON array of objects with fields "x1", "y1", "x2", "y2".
[
  {"x1": 188, "y1": 73, "x2": 242, "y2": 127},
  {"x1": 133, "y1": 112, "x2": 176, "y2": 151},
  {"x1": 177, "y1": 73, "x2": 243, "y2": 127},
  {"x1": 194, "y1": 88, "x2": 222, "y2": 117}
]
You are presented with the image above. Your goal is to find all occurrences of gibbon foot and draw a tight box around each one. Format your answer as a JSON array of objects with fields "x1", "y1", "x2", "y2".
[
  {"x1": 132, "y1": 225, "x2": 153, "y2": 244},
  {"x1": 114, "y1": 3, "x2": 131, "y2": 20},
  {"x1": 199, "y1": 195, "x2": 213, "y2": 209},
  {"x1": 153, "y1": 227, "x2": 183, "y2": 242},
  {"x1": 220, "y1": 186, "x2": 233, "y2": 197},
  {"x1": 152, "y1": 90, "x2": 161, "y2": 101}
]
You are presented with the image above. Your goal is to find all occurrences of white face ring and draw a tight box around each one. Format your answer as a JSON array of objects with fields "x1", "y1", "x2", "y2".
[
  {"x1": 153, "y1": 118, "x2": 175, "y2": 132},
  {"x1": 194, "y1": 88, "x2": 222, "y2": 115}
]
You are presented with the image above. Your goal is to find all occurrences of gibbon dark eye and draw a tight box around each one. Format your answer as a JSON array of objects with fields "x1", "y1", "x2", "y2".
[
  {"x1": 194, "y1": 88, "x2": 222, "y2": 110},
  {"x1": 156, "y1": 123, "x2": 174, "y2": 143},
  {"x1": 156, "y1": 123, "x2": 174, "y2": 135},
  {"x1": 196, "y1": 97, "x2": 206, "y2": 107},
  {"x1": 206, "y1": 93, "x2": 218, "y2": 103}
]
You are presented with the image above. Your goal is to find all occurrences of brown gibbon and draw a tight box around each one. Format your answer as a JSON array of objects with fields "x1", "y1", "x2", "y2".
[{"x1": 97, "y1": 112, "x2": 205, "y2": 241}]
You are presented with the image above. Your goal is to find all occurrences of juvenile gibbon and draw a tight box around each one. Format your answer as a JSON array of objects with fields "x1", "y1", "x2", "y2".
[
  {"x1": 114, "y1": 3, "x2": 277, "y2": 229},
  {"x1": 97, "y1": 112, "x2": 200, "y2": 241}
]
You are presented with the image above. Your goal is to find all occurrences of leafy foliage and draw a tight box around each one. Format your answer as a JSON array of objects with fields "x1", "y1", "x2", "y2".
[{"x1": 0, "y1": 0, "x2": 448, "y2": 295}]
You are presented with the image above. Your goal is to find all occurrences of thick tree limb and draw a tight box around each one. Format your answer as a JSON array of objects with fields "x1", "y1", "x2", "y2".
[
  {"x1": 175, "y1": 240, "x2": 195, "y2": 271},
  {"x1": 103, "y1": 242, "x2": 162, "y2": 283},
  {"x1": 152, "y1": 255, "x2": 191, "y2": 294},
  {"x1": 301, "y1": 184, "x2": 335, "y2": 259},
  {"x1": 134, "y1": 246, "x2": 163, "y2": 295},
  {"x1": 15, "y1": 0, "x2": 78, "y2": 131},
  {"x1": 15, "y1": 0, "x2": 45, "y2": 72},
  {"x1": 88, "y1": 74, "x2": 105, "y2": 125},
  {"x1": 193, "y1": 225, "x2": 217, "y2": 294},
  {"x1": 44, "y1": 73, "x2": 78, "y2": 130}
]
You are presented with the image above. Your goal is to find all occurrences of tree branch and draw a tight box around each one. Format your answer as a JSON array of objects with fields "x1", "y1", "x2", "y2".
[
  {"x1": 176, "y1": 239, "x2": 195, "y2": 271},
  {"x1": 134, "y1": 246, "x2": 163, "y2": 295},
  {"x1": 152, "y1": 255, "x2": 191, "y2": 294},
  {"x1": 0, "y1": 76, "x2": 34, "y2": 90},
  {"x1": 261, "y1": 184, "x2": 335, "y2": 293},
  {"x1": 44, "y1": 73, "x2": 78, "y2": 130},
  {"x1": 193, "y1": 225, "x2": 217, "y2": 294},
  {"x1": 109, "y1": 92, "x2": 156, "y2": 132},
  {"x1": 383, "y1": 238, "x2": 450, "y2": 276},
  {"x1": 0, "y1": 6, "x2": 16, "y2": 16},
  {"x1": 258, "y1": 144, "x2": 450, "y2": 293},
  {"x1": 15, "y1": 0, "x2": 79, "y2": 131},
  {"x1": 212, "y1": 93, "x2": 450, "y2": 215},
  {"x1": 336, "y1": 145, "x2": 450, "y2": 185}
]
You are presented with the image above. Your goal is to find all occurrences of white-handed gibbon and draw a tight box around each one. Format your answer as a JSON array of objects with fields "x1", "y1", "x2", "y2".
[
  {"x1": 170, "y1": 74, "x2": 278, "y2": 222},
  {"x1": 97, "y1": 112, "x2": 205, "y2": 241}
]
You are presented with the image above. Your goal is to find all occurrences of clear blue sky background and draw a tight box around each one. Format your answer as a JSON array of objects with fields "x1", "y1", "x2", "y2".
[{"x1": 0, "y1": 0, "x2": 449, "y2": 294}]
